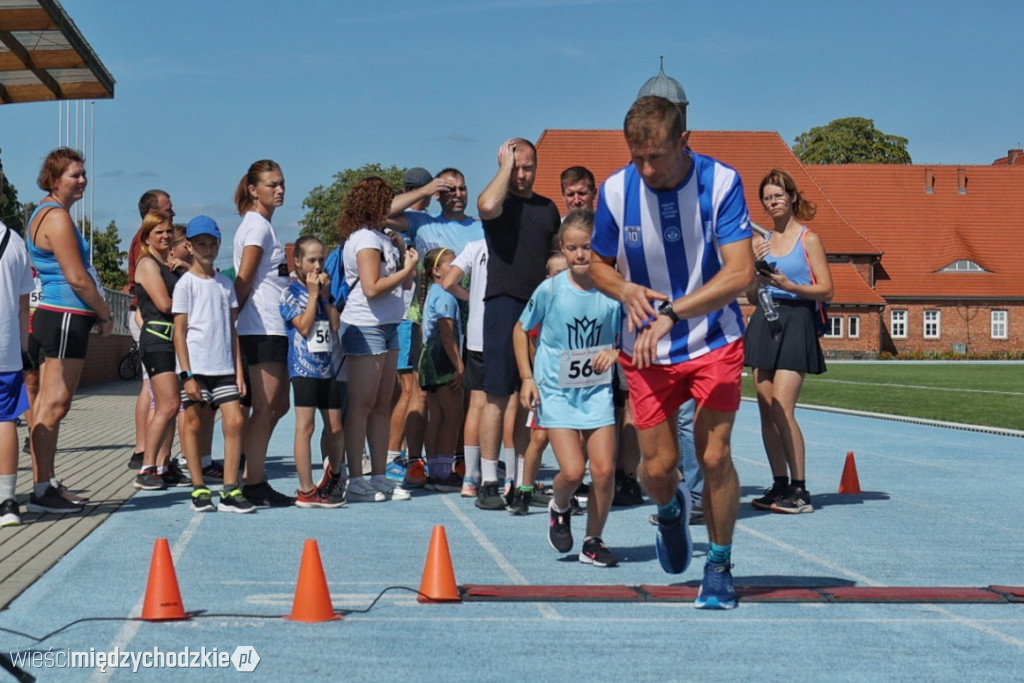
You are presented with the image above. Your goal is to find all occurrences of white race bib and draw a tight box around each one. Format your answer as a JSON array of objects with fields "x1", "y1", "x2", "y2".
[
  {"x1": 558, "y1": 345, "x2": 612, "y2": 388},
  {"x1": 307, "y1": 320, "x2": 332, "y2": 354}
]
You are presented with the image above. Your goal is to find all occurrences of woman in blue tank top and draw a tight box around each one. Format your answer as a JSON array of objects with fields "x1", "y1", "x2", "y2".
[
  {"x1": 25, "y1": 148, "x2": 113, "y2": 515},
  {"x1": 744, "y1": 169, "x2": 833, "y2": 516}
]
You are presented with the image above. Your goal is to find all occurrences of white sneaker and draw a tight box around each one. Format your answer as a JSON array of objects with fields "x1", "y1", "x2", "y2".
[
  {"x1": 370, "y1": 478, "x2": 411, "y2": 501},
  {"x1": 346, "y1": 477, "x2": 386, "y2": 502}
]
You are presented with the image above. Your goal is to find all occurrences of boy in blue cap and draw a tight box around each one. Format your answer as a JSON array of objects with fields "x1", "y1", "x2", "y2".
[{"x1": 172, "y1": 216, "x2": 254, "y2": 513}]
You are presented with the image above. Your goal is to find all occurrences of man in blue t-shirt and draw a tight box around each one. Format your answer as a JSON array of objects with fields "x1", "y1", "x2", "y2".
[{"x1": 590, "y1": 96, "x2": 755, "y2": 609}]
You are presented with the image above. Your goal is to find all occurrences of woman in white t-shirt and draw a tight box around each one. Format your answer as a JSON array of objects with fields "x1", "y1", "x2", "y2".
[
  {"x1": 338, "y1": 177, "x2": 419, "y2": 502},
  {"x1": 231, "y1": 159, "x2": 293, "y2": 507}
]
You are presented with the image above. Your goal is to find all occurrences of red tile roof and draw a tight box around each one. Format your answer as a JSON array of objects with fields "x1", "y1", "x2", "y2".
[
  {"x1": 535, "y1": 129, "x2": 881, "y2": 256},
  {"x1": 830, "y1": 262, "x2": 887, "y2": 306},
  {"x1": 805, "y1": 165, "x2": 1024, "y2": 298}
]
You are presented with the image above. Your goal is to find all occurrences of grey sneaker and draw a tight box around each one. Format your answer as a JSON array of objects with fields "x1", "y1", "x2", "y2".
[
  {"x1": 27, "y1": 486, "x2": 83, "y2": 514},
  {"x1": 134, "y1": 467, "x2": 166, "y2": 491}
]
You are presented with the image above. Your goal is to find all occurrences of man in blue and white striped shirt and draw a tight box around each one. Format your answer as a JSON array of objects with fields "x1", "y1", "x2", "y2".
[{"x1": 591, "y1": 96, "x2": 754, "y2": 609}]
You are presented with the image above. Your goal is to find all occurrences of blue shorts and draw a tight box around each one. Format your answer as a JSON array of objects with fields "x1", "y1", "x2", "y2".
[
  {"x1": 396, "y1": 320, "x2": 422, "y2": 371},
  {"x1": 341, "y1": 323, "x2": 399, "y2": 356},
  {"x1": 0, "y1": 371, "x2": 30, "y2": 422}
]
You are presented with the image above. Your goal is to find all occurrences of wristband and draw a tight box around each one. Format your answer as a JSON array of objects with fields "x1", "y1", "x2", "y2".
[{"x1": 178, "y1": 370, "x2": 194, "y2": 381}]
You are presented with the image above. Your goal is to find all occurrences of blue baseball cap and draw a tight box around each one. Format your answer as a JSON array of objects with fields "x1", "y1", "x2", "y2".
[{"x1": 186, "y1": 215, "x2": 221, "y2": 240}]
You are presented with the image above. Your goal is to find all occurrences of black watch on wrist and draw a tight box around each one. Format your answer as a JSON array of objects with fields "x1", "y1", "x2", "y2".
[
  {"x1": 178, "y1": 370, "x2": 193, "y2": 382},
  {"x1": 658, "y1": 300, "x2": 680, "y2": 324}
]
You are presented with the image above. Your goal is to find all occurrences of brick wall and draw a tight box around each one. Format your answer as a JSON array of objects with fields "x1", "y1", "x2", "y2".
[{"x1": 880, "y1": 301, "x2": 1024, "y2": 355}]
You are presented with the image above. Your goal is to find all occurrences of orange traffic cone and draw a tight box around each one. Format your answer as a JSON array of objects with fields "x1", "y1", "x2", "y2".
[
  {"x1": 838, "y1": 451, "x2": 862, "y2": 494},
  {"x1": 141, "y1": 538, "x2": 189, "y2": 621},
  {"x1": 418, "y1": 525, "x2": 460, "y2": 603},
  {"x1": 285, "y1": 539, "x2": 341, "y2": 622}
]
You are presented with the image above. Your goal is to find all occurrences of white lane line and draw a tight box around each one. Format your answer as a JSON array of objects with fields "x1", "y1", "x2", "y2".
[
  {"x1": 89, "y1": 514, "x2": 205, "y2": 683},
  {"x1": 812, "y1": 378, "x2": 1024, "y2": 397},
  {"x1": 440, "y1": 495, "x2": 562, "y2": 620},
  {"x1": 736, "y1": 522, "x2": 1024, "y2": 650}
]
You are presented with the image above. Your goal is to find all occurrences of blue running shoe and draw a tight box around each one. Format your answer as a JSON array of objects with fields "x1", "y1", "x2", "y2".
[
  {"x1": 694, "y1": 561, "x2": 737, "y2": 610},
  {"x1": 386, "y1": 456, "x2": 408, "y2": 482},
  {"x1": 654, "y1": 486, "x2": 692, "y2": 574}
]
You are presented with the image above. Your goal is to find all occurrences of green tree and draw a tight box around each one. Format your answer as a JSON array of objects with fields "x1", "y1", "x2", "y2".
[
  {"x1": 793, "y1": 117, "x2": 912, "y2": 164},
  {"x1": 0, "y1": 147, "x2": 27, "y2": 236},
  {"x1": 86, "y1": 218, "x2": 128, "y2": 290},
  {"x1": 299, "y1": 163, "x2": 406, "y2": 247}
]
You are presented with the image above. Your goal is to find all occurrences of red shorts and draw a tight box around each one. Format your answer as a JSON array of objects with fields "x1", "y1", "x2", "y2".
[{"x1": 621, "y1": 339, "x2": 744, "y2": 430}]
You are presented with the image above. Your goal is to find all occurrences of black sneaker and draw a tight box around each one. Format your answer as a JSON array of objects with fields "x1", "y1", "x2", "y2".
[
  {"x1": 612, "y1": 472, "x2": 644, "y2": 506},
  {"x1": 547, "y1": 502, "x2": 573, "y2": 553},
  {"x1": 574, "y1": 482, "x2": 590, "y2": 505},
  {"x1": 51, "y1": 478, "x2": 89, "y2": 504},
  {"x1": 569, "y1": 494, "x2": 585, "y2": 515},
  {"x1": 134, "y1": 467, "x2": 167, "y2": 491},
  {"x1": 579, "y1": 537, "x2": 618, "y2": 567},
  {"x1": 507, "y1": 488, "x2": 532, "y2": 516},
  {"x1": 27, "y1": 486, "x2": 83, "y2": 514},
  {"x1": 201, "y1": 461, "x2": 225, "y2": 483},
  {"x1": 126, "y1": 451, "x2": 144, "y2": 470},
  {"x1": 475, "y1": 480, "x2": 505, "y2": 510},
  {"x1": 190, "y1": 488, "x2": 216, "y2": 512},
  {"x1": 242, "y1": 480, "x2": 296, "y2": 508},
  {"x1": 0, "y1": 498, "x2": 21, "y2": 527},
  {"x1": 751, "y1": 481, "x2": 788, "y2": 510},
  {"x1": 529, "y1": 482, "x2": 553, "y2": 507},
  {"x1": 22, "y1": 436, "x2": 30, "y2": 454},
  {"x1": 161, "y1": 460, "x2": 191, "y2": 488},
  {"x1": 219, "y1": 488, "x2": 256, "y2": 514},
  {"x1": 771, "y1": 487, "x2": 814, "y2": 514},
  {"x1": 318, "y1": 470, "x2": 347, "y2": 507}
]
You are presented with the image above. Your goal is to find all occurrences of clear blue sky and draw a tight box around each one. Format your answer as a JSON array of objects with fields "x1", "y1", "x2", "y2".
[{"x1": 2, "y1": 0, "x2": 1021, "y2": 269}]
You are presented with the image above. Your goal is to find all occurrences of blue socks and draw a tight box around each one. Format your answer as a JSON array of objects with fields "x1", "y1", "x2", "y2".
[
  {"x1": 656, "y1": 495, "x2": 682, "y2": 524},
  {"x1": 708, "y1": 541, "x2": 732, "y2": 565}
]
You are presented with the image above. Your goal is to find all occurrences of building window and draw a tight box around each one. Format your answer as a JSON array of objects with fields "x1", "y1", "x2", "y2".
[
  {"x1": 939, "y1": 259, "x2": 986, "y2": 273},
  {"x1": 991, "y1": 310, "x2": 1008, "y2": 339},
  {"x1": 891, "y1": 310, "x2": 907, "y2": 339},
  {"x1": 923, "y1": 310, "x2": 940, "y2": 339},
  {"x1": 848, "y1": 316, "x2": 860, "y2": 338},
  {"x1": 825, "y1": 316, "x2": 842, "y2": 338}
]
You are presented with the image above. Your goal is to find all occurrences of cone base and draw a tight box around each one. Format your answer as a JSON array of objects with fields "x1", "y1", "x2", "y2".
[{"x1": 283, "y1": 614, "x2": 343, "y2": 622}]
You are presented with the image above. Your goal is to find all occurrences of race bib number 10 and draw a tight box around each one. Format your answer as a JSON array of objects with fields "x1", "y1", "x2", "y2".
[{"x1": 558, "y1": 346, "x2": 612, "y2": 388}]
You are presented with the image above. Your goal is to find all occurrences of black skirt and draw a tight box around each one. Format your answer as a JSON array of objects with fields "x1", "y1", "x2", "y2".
[{"x1": 744, "y1": 298, "x2": 826, "y2": 375}]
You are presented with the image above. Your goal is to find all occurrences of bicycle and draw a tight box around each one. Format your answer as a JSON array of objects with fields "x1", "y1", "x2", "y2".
[{"x1": 118, "y1": 340, "x2": 141, "y2": 380}]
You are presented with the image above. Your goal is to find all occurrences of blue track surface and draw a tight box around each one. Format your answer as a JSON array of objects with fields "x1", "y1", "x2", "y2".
[{"x1": 2, "y1": 401, "x2": 1022, "y2": 681}]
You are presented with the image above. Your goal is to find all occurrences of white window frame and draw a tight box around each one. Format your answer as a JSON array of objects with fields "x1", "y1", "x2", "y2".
[
  {"x1": 825, "y1": 316, "x2": 842, "y2": 338},
  {"x1": 991, "y1": 310, "x2": 1008, "y2": 340},
  {"x1": 848, "y1": 315, "x2": 860, "y2": 339},
  {"x1": 890, "y1": 309, "x2": 907, "y2": 339},
  {"x1": 923, "y1": 309, "x2": 941, "y2": 339}
]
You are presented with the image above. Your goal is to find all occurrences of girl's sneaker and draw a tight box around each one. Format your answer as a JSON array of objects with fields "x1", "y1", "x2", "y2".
[
  {"x1": 370, "y1": 478, "x2": 411, "y2": 501},
  {"x1": 219, "y1": 488, "x2": 256, "y2": 514},
  {"x1": 190, "y1": 488, "x2": 216, "y2": 512},
  {"x1": 346, "y1": 477, "x2": 386, "y2": 502},
  {"x1": 579, "y1": 537, "x2": 619, "y2": 567},
  {"x1": 460, "y1": 478, "x2": 480, "y2": 498},
  {"x1": 296, "y1": 487, "x2": 345, "y2": 509}
]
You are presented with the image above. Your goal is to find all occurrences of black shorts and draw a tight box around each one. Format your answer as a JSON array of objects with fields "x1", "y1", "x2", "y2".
[
  {"x1": 141, "y1": 343, "x2": 176, "y2": 377},
  {"x1": 25, "y1": 331, "x2": 44, "y2": 370},
  {"x1": 482, "y1": 295, "x2": 526, "y2": 396},
  {"x1": 463, "y1": 349, "x2": 485, "y2": 392},
  {"x1": 179, "y1": 374, "x2": 241, "y2": 409},
  {"x1": 32, "y1": 308, "x2": 95, "y2": 360},
  {"x1": 291, "y1": 376, "x2": 343, "y2": 410},
  {"x1": 612, "y1": 362, "x2": 628, "y2": 408},
  {"x1": 239, "y1": 334, "x2": 288, "y2": 366}
]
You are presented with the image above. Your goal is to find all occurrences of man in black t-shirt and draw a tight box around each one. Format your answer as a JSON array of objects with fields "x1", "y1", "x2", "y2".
[{"x1": 474, "y1": 138, "x2": 560, "y2": 510}]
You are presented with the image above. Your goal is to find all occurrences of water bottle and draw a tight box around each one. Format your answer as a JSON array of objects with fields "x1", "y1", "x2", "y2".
[{"x1": 757, "y1": 286, "x2": 779, "y2": 322}]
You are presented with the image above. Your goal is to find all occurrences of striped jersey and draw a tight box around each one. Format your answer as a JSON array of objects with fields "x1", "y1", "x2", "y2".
[{"x1": 592, "y1": 152, "x2": 752, "y2": 364}]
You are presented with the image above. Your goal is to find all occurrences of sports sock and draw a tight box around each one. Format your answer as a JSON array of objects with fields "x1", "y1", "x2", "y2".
[
  {"x1": 773, "y1": 475, "x2": 789, "y2": 488},
  {"x1": 387, "y1": 450, "x2": 402, "y2": 465},
  {"x1": 515, "y1": 456, "x2": 525, "y2": 487},
  {"x1": 0, "y1": 474, "x2": 16, "y2": 501},
  {"x1": 201, "y1": 454, "x2": 212, "y2": 467},
  {"x1": 656, "y1": 495, "x2": 682, "y2": 524},
  {"x1": 708, "y1": 541, "x2": 732, "y2": 565},
  {"x1": 791, "y1": 479, "x2": 806, "y2": 491},
  {"x1": 33, "y1": 482, "x2": 50, "y2": 497},
  {"x1": 501, "y1": 446, "x2": 516, "y2": 483},
  {"x1": 481, "y1": 458, "x2": 498, "y2": 483},
  {"x1": 463, "y1": 445, "x2": 481, "y2": 481},
  {"x1": 519, "y1": 484, "x2": 534, "y2": 493}
]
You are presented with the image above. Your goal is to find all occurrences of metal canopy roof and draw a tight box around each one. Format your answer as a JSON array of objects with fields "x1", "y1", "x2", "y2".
[{"x1": 0, "y1": 0, "x2": 114, "y2": 104}]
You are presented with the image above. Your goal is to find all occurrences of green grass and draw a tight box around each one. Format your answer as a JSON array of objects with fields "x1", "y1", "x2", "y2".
[{"x1": 741, "y1": 363, "x2": 1024, "y2": 431}]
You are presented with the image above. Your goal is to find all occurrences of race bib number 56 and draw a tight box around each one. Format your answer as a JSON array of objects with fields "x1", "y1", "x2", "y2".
[{"x1": 558, "y1": 346, "x2": 612, "y2": 388}]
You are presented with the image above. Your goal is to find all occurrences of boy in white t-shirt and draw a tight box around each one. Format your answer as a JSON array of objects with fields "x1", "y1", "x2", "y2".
[
  {"x1": 172, "y1": 216, "x2": 254, "y2": 513},
  {"x1": 0, "y1": 219, "x2": 35, "y2": 527}
]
